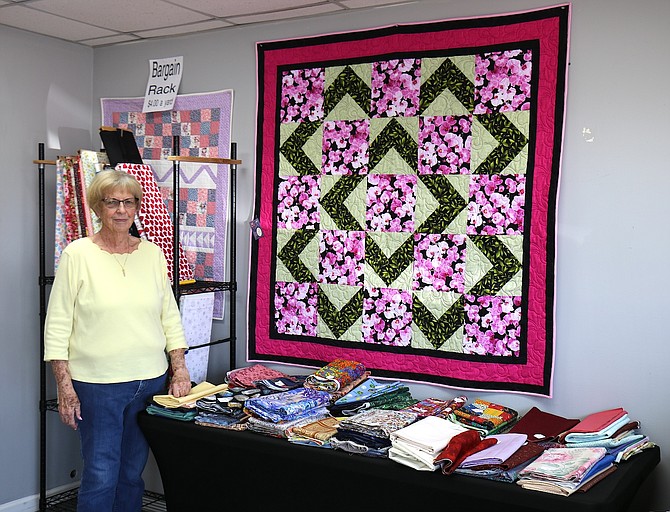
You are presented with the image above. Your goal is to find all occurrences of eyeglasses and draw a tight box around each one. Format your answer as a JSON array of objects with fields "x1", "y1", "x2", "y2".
[{"x1": 102, "y1": 198, "x2": 138, "y2": 211}]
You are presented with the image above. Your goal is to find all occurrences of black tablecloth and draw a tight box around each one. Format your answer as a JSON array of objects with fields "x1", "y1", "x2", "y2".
[{"x1": 138, "y1": 412, "x2": 660, "y2": 512}]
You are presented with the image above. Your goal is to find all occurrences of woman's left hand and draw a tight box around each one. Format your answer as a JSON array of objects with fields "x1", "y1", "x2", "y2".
[{"x1": 169, "y1": 367, "x2": 192, "y2": 397}]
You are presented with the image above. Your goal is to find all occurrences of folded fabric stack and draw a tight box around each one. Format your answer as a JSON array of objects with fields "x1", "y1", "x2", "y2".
[
  {"x1": 246, "y1": 406, "x2": 331, "y2": 438},
  {"x1": 193, "y1": 389, "x2": 254, "y2": 430},
  {"x1": 194, "y1": 410, "x2": 249, "y2": 430},
  {"x1": 459, "y1": 441, "x2": 547, "y2": 483},
  {"x1": 331, "y1": 408, "x2": 419, "y2": 457},
  {"x1": 453, "y1": 433, "x2": 529, "y2": 478},
  {"x1": 254, "y1": 375, "x2": 307, "y2": 395},
  {"x1": 244, "y1": 387, "x2": 332, "y2": 424},
  {"x1": 304, "y1": 358, "x2": 367, "y2": 393},
  {"x1": 435, "y1": 430, "x2": 496, "y2": 474},
  {"x1": 402, "y1": 396, "x2": 468, "y2": 418},
  {"x1": 147, "y1": 381, "x2": 229, "y2": 420},
  {"x1": 153, "y1": 381, "x2": 229, "y2": 409},
  {"x1": 452, "y1": 398, "x2": 519, "y2": 435},
  {"x1": 328, "y1": 378, "x2": 416, "y2": 416},
  {"x1": 388, "y1": 416, "x2": 468, "y2": 471},
  {"x1": 516, "y1": 446, "x2": 613, "y2": 495},
  {"x1": 226, "y1": 364, "x2": 290, "y2": 389},
  {"x1": 146, "y1": 403, "x2": 198, "y2": 421},
  {"x1": 508, "y1": 406, "x2": 580, "y2": 443},
  {"x1": 559, "y1": 407, "x2": 655, "y2": 462},
  {"x1": 288, "y1": 416, "x2": 342, "y2": 448}
]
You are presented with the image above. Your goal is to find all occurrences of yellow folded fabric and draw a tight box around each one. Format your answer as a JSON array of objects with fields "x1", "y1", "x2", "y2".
[{"x1": 153, "y1": 381, "x2": 228, "y2": 408}]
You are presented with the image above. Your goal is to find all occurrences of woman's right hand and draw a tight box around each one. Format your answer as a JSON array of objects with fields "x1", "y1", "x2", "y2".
[
  {"x1": 51, "y1": 360, "x2": 82, "y2": 430},
  {"x1": 57, "y1": 387, "x2": 82, "y2": 430}
]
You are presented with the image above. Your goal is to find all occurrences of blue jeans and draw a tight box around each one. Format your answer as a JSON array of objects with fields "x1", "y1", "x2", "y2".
[{"x1": 73, "y1": 373, "x2": 167, "y2": 512}]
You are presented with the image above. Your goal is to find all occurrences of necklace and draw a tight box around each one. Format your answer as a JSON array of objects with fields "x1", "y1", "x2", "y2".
[
  {"x1": 102, "y1": 235, "x2": 131, "y2": 277},
  {"x1": 112, "y1": 252, "x2": 130, "y2": 277}
]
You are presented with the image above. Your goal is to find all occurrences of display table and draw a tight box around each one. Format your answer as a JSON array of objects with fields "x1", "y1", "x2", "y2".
[{"x1": 138, "y1": 412, "x2": 660, "y2": 512}]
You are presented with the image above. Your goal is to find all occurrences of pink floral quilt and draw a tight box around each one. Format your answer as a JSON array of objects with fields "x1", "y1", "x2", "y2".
[{"x1": 248, "y1": 6, "x2": 570, "y2": 395}]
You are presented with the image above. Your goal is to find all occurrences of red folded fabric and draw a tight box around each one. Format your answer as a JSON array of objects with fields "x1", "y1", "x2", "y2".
[
  {"x1": 557, "y1": 407, "x2": 627, "y2": 442},
  {"x1": 508, "y1": 406, "x2": 580, "y2": 442},
  {"x1": 567, "y1": 407, "x2": 627, "y2": 433},
  {"x1": 434, "y1": 430, "x2": 497, "y2": 475}
]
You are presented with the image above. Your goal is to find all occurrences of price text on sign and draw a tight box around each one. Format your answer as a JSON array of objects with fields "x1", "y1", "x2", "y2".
[{"x1": 143, "y1": 56, "x2": 183, "y2": 113}]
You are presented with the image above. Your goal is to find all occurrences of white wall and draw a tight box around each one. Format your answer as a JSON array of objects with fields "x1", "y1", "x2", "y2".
[
  {"x1": 94, "y1": 2, "x2": 670, "y2": 509},
  {"x1": 2, "y1": 0, "x2": 668, "y2": 510},
  {"x1": 0, "y1": 24, "x2": 93, "y2": 507}
]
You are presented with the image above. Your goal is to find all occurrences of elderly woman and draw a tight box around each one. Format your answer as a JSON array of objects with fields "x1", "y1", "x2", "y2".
[{"x1": 44, "y1": 169, "x2": 191, "y2": 512}]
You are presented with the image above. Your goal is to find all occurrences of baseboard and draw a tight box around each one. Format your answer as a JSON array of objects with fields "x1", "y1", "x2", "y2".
[{"x1": 0, "y1": 483, "x2": 78, "y2": 512}]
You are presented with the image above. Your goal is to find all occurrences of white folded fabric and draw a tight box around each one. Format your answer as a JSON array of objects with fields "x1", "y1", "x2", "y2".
[
  {"x1": 389, "y1": 416, "x2": 469, "y2": 471},
  {"x1": 388, "y1": 440, "x2": 440, "y2": 471},
  {"x1": 390, "y1": 415, "x2": 468, "y2": 454}
]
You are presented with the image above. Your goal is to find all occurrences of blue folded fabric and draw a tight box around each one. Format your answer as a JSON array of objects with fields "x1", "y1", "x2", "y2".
[
  {"x1": 244, "y1": 387, "x2": 331, "y2": 423},
  {"x1": 334, "y1": 378, "x2": 404, "y2": 405},
  {"x1": 564, "y1": 414, "x2": 630, "y2": 443},
  {"x1": 567, "y1": 432, "x2": 645, "y2": 451}
]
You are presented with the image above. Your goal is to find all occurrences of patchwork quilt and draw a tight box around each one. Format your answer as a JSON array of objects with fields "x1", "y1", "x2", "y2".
[
  {"x1": 101, "y1": 90, "x2": 233, "y2": 318},
  {"x1": 249, "y1": 6, "x2": 570, "y2": 395}
]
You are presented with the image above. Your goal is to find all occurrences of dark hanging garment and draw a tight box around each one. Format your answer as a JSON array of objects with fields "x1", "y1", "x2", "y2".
[{"x1": 99, "y1": 126, "x2": 143, "y2": 166}]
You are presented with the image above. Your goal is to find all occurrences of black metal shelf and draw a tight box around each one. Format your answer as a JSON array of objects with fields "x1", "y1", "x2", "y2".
[
  {"x1": 178, "y1": 279, "x2": 235, "y2": 295},
  {"x1": 169, "y1": 136, "x2": 238, "y2": 364},
  {"x1": 36, "y1": 139, "x2": 240, "y2": 511},
  {"x1": 45, "y1": 488, "x2": 166, "y2": 511}
]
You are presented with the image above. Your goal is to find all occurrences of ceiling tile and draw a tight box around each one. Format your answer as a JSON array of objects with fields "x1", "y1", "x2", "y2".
[
  {"x1": 134, "y1": 19, "x2": 232, "y2": 39},
  {"x1": 0, "y1": 0, "x2": 414, "y2": 47},
  {"x1": 340, "y1": 0, "x2": 414, "y2": 8},
  {"x1": 78, "y1": 33, "x2": 141, "y2": 47},
  {"x1": 230, "y1": 3, "x2": 343, "y2": 24},
  {"x1": 166, "y1": 0, "x2": 325, "y2": 18},
  {"x1": 0, "y1": 4, "x2": 117, "y2": 40},
  {"x1": 28, "y1": 0, "x2": 212, "y2": 32}
]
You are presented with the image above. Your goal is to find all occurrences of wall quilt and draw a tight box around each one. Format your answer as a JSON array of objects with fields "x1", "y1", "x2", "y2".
[{"x1": 249, "y1": 6, "x2": 570, "y2": 396}]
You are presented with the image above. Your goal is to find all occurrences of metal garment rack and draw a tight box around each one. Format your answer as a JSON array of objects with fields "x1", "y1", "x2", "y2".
[
  {"x1": 36, "y1": 138, "x2": 240, "y2": 510},
  {"x1": 167, "y1": 135, "x2": 240, "y2": 361}
]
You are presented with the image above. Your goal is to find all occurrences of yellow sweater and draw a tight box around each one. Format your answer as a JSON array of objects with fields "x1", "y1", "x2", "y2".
[{"x1": 44, "y1": 237, "x2": 188, "y2": 383}]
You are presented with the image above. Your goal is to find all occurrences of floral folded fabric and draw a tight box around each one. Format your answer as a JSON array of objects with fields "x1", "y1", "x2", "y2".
[
  {"x1": 246, "y1": 406, "x2": 330, "y2": 438},
  {"x1": 338, "y1": 408, "x2": 418, "y2": 439},
  {"x1": 404, "y1": 396, "x2": 468, "y2": 418},
  {"x1": 304, "y1": 359, "x2": 366, "y2": 392},
  {"x1": 517, "y1": 447, "x2": 607, "y2": 484},
  {"x1": 226, "y1": 364, "x2": 290, "y2": 388},
  {"x1": 328, "y1": 371, "x2": 371, "y2": 402},
  {"x1": 244, "y1": 387, "x2": 331, "y2": 423}
]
